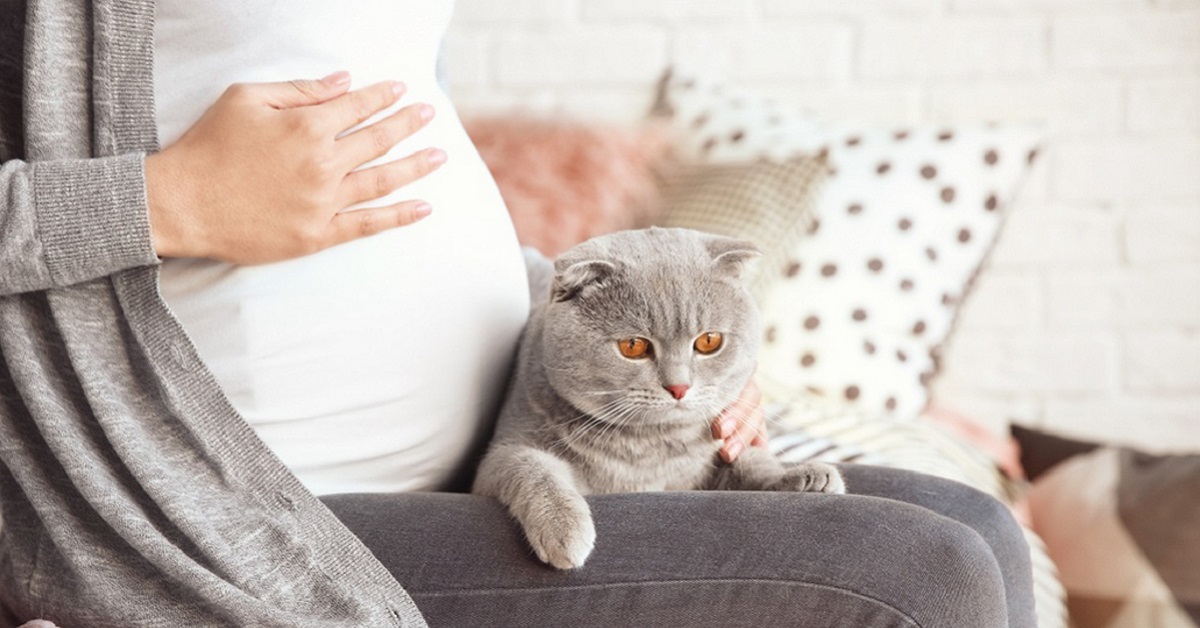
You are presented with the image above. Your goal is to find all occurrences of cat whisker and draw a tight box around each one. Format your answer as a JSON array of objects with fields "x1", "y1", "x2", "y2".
[
  {"x1": 697, "y1": 398, "x2": 790, "y2": 443},
  {"x1": 549, "y1": 416, "x2": 608, "y2": 454},
  {"x1": 541, "y1": 397, "x2": 629, "y2": 440},
  {"x1": 559, "y1": 412, "x2": 632, "y2": 453},
  {"x1": 579, "y1": 389, "x2": 631, "y2": 397},
  {"x1": 707, "y1": 391, "x2": 793, "y2": 429},
  {"x1": 570, "y1": 397, "x2": 629, "y2": 421},
  {"x1": 550, "y1": 398, "x2": 641, "y2": 453},
  {"x1": 583, "y1": 406, "x2": 631, "y2": 443},
  {"x1": 549, "y1": 419, "x2": 603, "y2": 454},
  {"x1": 575, "y1": 398, "x2": 656, "y2": 449},
  {"x1": 587, "y1": 403, "x2": 649, "y2": 448},
  {"x1": 598, "y1": 401, "x2": 647, "y2": 433}
]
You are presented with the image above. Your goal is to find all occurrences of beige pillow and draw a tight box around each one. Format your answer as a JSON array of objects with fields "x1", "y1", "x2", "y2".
[{"x1": 654, "y1": 156, "x2": 827, "y2": 301}]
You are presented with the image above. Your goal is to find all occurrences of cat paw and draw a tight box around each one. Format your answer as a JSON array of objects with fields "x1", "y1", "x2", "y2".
[
  {"x1": 525, "y1": 510, "x2": 597, "y2": 570},
  {"x1": 781, "y1": 462, "x2": 846, "y2": 495}
]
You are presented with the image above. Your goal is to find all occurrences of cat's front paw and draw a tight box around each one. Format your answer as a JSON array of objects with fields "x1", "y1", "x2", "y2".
[
  {"x1": 523, "y1": 504, "x2": 597, "y2": 570},
  {"x1": 780, "y1": 461, "x2": 846, "y2": 495}
]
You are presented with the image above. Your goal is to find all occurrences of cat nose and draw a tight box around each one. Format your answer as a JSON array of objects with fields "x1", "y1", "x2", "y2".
[{"x1": 664, "y1": 384, "x2": 690, "y2": 400}]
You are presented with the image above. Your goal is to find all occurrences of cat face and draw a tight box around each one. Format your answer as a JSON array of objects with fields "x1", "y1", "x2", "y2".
[{"x1": 541, "y1": 228, "x2": 761, "y2": 427}]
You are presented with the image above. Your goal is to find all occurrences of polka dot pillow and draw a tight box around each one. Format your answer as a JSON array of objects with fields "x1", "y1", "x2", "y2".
[{"x1": 653, "y1": 70, "x2": 1042, "y2": 420}]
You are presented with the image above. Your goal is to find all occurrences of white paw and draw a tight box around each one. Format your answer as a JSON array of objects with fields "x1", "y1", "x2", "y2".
[
  {"x1": 784, "y1": 462, "x2": 846, "y2": 495},
  {"x1": 525, "y1": 509, "x2": 597, "y2": 570}
]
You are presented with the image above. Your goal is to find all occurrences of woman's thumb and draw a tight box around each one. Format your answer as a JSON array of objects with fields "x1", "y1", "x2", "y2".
[{"x1": 264, "y1": 71, "x2": 351, "y2": 108}]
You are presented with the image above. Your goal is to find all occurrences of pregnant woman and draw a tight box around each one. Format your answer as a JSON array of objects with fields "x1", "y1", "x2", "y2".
[{"x1": 0, "y1": 1, "x2": 1035, "y2": 626}]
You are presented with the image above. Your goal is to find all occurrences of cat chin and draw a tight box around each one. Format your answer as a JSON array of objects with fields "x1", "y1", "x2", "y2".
[{"x1": 640, "y1": 404, "x2": 711, "y2": 428}]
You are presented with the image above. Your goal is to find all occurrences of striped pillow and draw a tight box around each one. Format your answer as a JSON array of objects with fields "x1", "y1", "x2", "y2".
[{"x1": 768, "y1": 400, "x2": 1068, "y2": 628}]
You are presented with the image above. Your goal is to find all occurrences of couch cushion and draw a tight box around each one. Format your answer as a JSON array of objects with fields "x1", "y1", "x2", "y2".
[{"x1": 652, "y1": 70, "x2": 1042, "y2": 421}]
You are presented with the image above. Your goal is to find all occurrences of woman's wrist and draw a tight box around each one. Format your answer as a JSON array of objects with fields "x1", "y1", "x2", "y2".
[{"x1": 145, "y1": 149, "x2": 202, "y2": 259}]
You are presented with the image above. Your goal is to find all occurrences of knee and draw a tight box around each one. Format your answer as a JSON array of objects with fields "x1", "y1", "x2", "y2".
[
  {"x1": 915, "y1": 517, "x2": 1010, "y2": 628},
  {"x1": 846, "y1": 465, "x2": 1030, "y2": 570},
  {"x1": 937, "y1": 474, "x2": 1020, "y2": 531},
  {"x1": 832, "y1": 497, "x2": 1009, "y2": 628},
  {"x1": 924, "y1": 476, "x2": 1032, "y2": 576}
]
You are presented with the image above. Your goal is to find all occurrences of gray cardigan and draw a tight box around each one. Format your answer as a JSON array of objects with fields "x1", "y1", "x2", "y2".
[{"x1": 0, "y1": 1, "x2": 426, "y2": 625}]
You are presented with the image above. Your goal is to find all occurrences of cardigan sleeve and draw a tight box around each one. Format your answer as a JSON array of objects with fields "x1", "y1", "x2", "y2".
[{"x1": 0, "y1": 152, "x2": 160, "y2": 295}]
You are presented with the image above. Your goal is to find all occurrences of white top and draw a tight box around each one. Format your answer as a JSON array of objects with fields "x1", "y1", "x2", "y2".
[{"x1": 154, "y1": 0, "x2": 530, "y2": 495}]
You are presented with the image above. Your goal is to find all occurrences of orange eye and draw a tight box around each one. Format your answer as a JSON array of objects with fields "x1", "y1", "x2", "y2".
[
  {"x1": 694, "y1": 332, "x2": 724, "y2": 355},
  {"x1": 617, "y1": 337, "x2": 652, "y2": 359}
]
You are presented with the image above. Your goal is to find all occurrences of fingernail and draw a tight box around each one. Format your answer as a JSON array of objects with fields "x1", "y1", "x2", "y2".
[
  {"x1": 721, "y1": 439, "x2": 744, "y2": 464},
  {"x1": 720, "y1": 416, "x2": 736, "y2": 437},
  {"x1": 391, "y1": 81, "x2": 407, "y2": 98},
  {"x1": 420, "y1": 104, "x2": 436, "y2": 122},
  {"x1": 414, "y1": 203, "x2": 432, "y2": 219},
  {"x1": 427, "y1": 148, "x2": 447, "y2": 166},
  {"x1": 323, "y1": 71, "x2": 350, "y2": 87}
]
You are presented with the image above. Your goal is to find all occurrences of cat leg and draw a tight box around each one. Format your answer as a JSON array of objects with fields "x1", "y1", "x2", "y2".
[
  {"x1": 709, "y1": 447, "x2": 845, "y2": 494},
  {"x1": 473, "y1": 443, "x2": 597, "y2": 569}
]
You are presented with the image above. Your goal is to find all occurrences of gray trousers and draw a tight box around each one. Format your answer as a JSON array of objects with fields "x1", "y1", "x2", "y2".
[{"x1": 322, "y1": 465, "x2": 1035, "y2": 628}]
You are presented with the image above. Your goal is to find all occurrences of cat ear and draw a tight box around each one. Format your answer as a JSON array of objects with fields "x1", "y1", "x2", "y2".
[
  {"x1": 706, "y1": 238, "x2": 762, "y2": 280},
  {"x1": 552, "y1": 259, "x2": 617, "y2": 302}
]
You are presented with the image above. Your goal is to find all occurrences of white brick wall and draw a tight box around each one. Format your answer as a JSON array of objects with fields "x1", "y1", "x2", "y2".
[
  {"x1": 859, "y1": 18, "x2": 1047, "y2": 79},
  {"x1": 447, "y1": 0, "x2": 1200, "y2": 451},
  {"x1": 1127, "y1": 77, "x2": 1200, "y2": 132},
  {"x1": 1051, "y1": 12, "x2": 1200, "y2": 70}
]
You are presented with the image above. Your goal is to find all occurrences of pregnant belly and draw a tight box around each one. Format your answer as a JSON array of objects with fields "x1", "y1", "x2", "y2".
[{"x1": 160, "y1": 127, "x2": 530, "y2": 493}]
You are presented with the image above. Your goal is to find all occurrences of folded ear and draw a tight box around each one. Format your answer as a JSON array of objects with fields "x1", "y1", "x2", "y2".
[
  {"x1": 552, "y1": 259, "x2": 617, "y2": 302},
  {"x1": 706, "y1": 237, "x2": 762, "y2": 280}
]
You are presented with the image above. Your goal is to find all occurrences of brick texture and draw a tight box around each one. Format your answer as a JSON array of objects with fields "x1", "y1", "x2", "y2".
[
  {"x1": 859, "y1": 18, "x2": 1046, "y2": 79},
  {"x1": 1127, "y1": 77, "x2": 1200, "y2": 132},
  {"x1": 584, "y1": 0, "x2": 748, "y2": 21},
  {"x1": 1051, "y1": 12, "x2": 1200, "y2": 70},
  {"x1": 448, "y1": 0, "x2": 1200, "y2": 448},
  {"x1": 1051, "y1": 138, "x2": 1200, "y2": 202},
  {"x1": 1125, "y1": 330, "x2": 1200, "y2": 394},
  {"x1": 1125, "y1": 206, "x2": 1200, "y2": 263},
  {"x1": 926, "y1": 80, "x2": 1123, "y2": 134}
]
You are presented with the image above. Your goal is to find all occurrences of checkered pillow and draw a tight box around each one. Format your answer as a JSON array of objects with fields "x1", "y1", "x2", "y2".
[{"x1": 654, "y1": 157, "x2": 827, "y2": 300}]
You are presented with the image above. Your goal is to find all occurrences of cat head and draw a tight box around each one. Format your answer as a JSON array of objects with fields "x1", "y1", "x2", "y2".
[{"x1": 540, "y1": 227, "x2": 761, "y2": 427}]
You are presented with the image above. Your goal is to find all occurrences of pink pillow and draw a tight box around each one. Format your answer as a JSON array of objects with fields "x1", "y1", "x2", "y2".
[{"x1": 465, "y1": 115, "x2": 668, "y2": 256}]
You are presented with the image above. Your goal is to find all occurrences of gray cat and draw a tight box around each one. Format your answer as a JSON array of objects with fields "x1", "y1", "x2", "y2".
[{"x1": 473, "y1": 228, "x2": 844, "y2": 569}]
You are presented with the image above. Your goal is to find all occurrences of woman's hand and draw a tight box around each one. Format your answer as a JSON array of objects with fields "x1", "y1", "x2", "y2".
[
  {"x1": 712, "y1": 378, "x2": 768, "y2": 463},
  {"x1": 145, "y1": 71, "x2": 444, "y2": 263}
]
